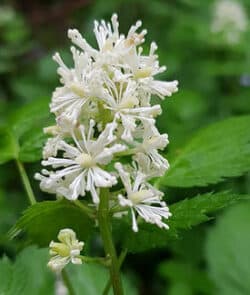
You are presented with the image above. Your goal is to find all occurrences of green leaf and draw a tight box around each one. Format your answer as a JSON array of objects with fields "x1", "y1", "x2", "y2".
[
  {"x1": 0, "y1": 98, "x2": 53, "y2": 165},
  {"x1": 205, "y1": 201, "x2": 250, "y2": 295},
  {"x1": 0, "y1": 246, "x2": 54, "y2": 295},
  {"x1": 117, "y1": 192, "x2": 250, "y2": 253},
  {"x1": 0, "y1": 127, "x2": 18, "y2": 164},
  {"x1": 66, "y1": 262, "x2": 138, "y2": 295},
  {"x1": 9, "y1": 199, "x2": 94, "y2": 247},
  {"x1": 159, "y1": 116, "x2": 250, "y2": 187},
  {"x1": 158, "y1": 261, "x2": 214, "y2": 295},
  {"x1": 9, "y1": 97, "x2": 53, "y2": 162}
]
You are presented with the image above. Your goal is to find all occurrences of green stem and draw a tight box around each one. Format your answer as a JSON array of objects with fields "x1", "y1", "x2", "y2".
[
  {"x1": 115, "y1": 148, "x2": 137, "y2": 158},
  {"x1": 103, "y1": 249, "x2": 128, "y2": 295},
  {"x1": 16, "y1": 159, "x2": 36, "y2": 205},
  {"x1": 73, "y1": 200, "x2": 95, "y2": 218},
  {"x1": 78, "y1": 255, "x2": 111, "y2": 266},
  {"x1": 110, "y1": 206, "x2": 128, "y2": 215},
  {"x1": 62, "y1": 269, "x2": 75, "y2": 295},
  {"x1": 98, "y1": 188, "x2": 123, "y2": 295}
]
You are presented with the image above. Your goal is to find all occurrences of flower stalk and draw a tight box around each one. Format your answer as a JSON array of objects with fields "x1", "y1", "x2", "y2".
[
  {"x1": 16, "y1": 159, "x2": 36, "y2": 205},
  {"x1": 98, "y1": 188, "x2": 123, "y2": 295}
]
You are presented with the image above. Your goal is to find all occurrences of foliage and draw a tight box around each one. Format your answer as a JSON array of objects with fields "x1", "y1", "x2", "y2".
[
  {"x1": 159, "y1": 116, "x2": 250, "y2": 188},
  {"x1": 205, "y1": 201, "x2": 250, "y2": 295},
  {"x1": 0, "y1": 98, "x2": 53, "y2": 164},
  {"x1": 9, "y1": 199, "x2": 93, "y2": 247},
  {"x1": 0, "y1": 246, "x2": 54, "y2": 295},
  {"x1": 114, "y1": 192, "x2": 250, "y2": 253},
  {"x1": 67, "y1": 263, "x2": 138, "y2": 295}
]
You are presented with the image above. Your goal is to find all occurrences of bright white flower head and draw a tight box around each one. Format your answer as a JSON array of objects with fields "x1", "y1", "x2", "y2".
[
  {"x1": 48, "y1": 228, "x2": 84, "y2": 272},
  {"x1": 36, "y1": 14, "x2": 178, "y2": 232},
  {"x1": 115, "y1": 163, "x2": 171, "y2": 232},
  {"x1": 211, "y1": 0, "x2": 248, "y2": 44},
  {"x1": 35, "y1": 121, "x2": 125, "y2": 203}
]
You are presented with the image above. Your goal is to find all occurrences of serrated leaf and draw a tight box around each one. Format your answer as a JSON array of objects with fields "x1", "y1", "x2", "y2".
[
  {"x1": 67, "y1": 262, "x2": 138, "y2": 295},
  {"x1": 9, "y1": 200, "x2": 94, "y2": 247},
  {"x1": 159, "y1": 116, "x2": 250, "y2": 187},
  {"x1": 0, "y1": 97, "x2": 53, "y2": 165},
  {"x1": 117, "y1": 192, "x2": 250, "y2": 253},
  {"x1": 205, "y1": 201, "x2": 250, "y2": 295},
  {"x1": 0, "y1": 246, "x2": 54, "y2": 295},
  {"x1": 9, "y1": 97, "x2": 53, "y2": 162}
]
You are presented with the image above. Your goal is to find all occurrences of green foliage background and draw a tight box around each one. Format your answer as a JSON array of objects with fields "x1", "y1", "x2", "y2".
[{"x1": 0, "y1": 0, "x2": 250, "y2": 294}]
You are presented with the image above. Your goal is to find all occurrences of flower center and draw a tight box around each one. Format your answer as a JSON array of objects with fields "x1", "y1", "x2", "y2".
[
  {"x1": 50, "y1": 242, "x2": 71, "y2": 257},
  {"x1": 70, "y1": 82, "x2": 85, "y2": 97},
  {"x1": 118, "y1": 96, "x2": 139, "y2": 109},
  {"x1": 102, "y1": 39, "x2": 114, "y2": 52},
  {"x1": 75, "y1": 153, "x2": 95, "y2": 168},
  {"x1": 142, "y1": 136, "x2": 159, "y2": 152},
  {"x1": 43, "y1": 125, "x2": 60, "y2": 136},
  {"x1": 129, "y1": 190, "x2": 153, "y2": 204},
  {"x1": 125, "y1": 33, "x2": 145, "y2": 47},
  {"x1": 134, "y1": 67, "x2": 152, "y2": 79}
]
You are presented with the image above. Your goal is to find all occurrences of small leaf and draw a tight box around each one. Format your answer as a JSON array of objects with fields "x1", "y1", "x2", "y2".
[
  {"x1": 158, "y1": 261, "x2": 214, "y2": 295},
  {"x1": 67, "y1": 262, "x2": 138, "y2": 295},
  {"x1": 0, "y1": 127, "x2": 18, "y2": 164},
  {"x1": 9, "y1": 199, "x2": 94, "y2": 247},
  {"x1": 159, "y1": 116, "x2": 250, "y2": 187},
  {"x1": 117, "y1": 192, "x2": 250, "y2": 253},
  {"x1": 205, "y1": 201, "x2": 250, "y2": 295},
  {"x1": 0, "y1": 246, "x2": 54, "y2": 295},
  {"x1": 0, "y1": 97, "x2": 53, "y2": 165},
  {"x1": 9, "y1": 97, "x2": 53, "y2": 162}
]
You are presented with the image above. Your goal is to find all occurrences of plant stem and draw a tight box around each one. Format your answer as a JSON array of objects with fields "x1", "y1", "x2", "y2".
[
  {"x1": 16, "y1": 159, "x2": 36, "y2": 205},
  {"x1": 62, "y1": 269, "x2": 75, "y2": 295},
  {"x1": 103, "y1": 249, "x2": 128, "y2": 295},
  {"x1": 73, "y1": 200, "x2": 95, "y2": 218},
  {"x1": 98, "y1": 188, "x2": 123, "y2": 295},
  {"x1": 78, "y1": 255, "x2": 111, "y2": 266}
]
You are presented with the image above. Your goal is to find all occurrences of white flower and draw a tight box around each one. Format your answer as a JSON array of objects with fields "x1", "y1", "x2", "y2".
[
  {"x1": 68, "y1": 14, "x2": 147, "y2": 65},
  {"x1": 48, "y1": 228, "x2": 84, "y2": 272},
  {"x1": 115, "y1": 163, "x2": 171, "y2": 232},
  {"x1": 134, "y1": 121, "x2": 169, "y2": 175},
  {"x1": 103, "y1": 77, "x2": 161, "y2": 142},
  {"x1": 35, "y1": 121, "x2": 125, "y2": 203},
  {"x1": 51, "y1": 47, "x2": 104, "y2": 125},
  {"x1": 43, "y1": 125, "x2": 66, "y2": 159},
  {"x1": 211, "y1": 0, "x2": 248, "y2": 44},
  {"x1": 36, "y1": 14, "x2": 178, "y2": 233},
  {"x1": 123, "y1": 41, "x2": 178, "y2": 102}
]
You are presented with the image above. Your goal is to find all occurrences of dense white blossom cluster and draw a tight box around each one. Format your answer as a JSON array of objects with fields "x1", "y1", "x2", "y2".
[
  {"x1": 35, "y1": 14, "x2": 178, "y2": 232},
  {"x1": 211, "y1": 0, "x2": 248, "y2": 44}
]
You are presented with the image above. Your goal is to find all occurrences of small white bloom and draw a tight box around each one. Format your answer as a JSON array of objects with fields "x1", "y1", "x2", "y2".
[
  {"x1": 36, "y1": 121, "x2": 125, "y2": 203},
  {"x1": 48, "y1": 228, "x2": 84, "y2": 272},
  {"x1": 43, "y1": 125, "x2": 66, "y2": 159},
  {"x1": 124, "y1": 41, "x2": 178, "y2": 102},
  {"x1": 103, "y1": 77, "x2": 161, "y2": 142},
  {"x1": 51, "y1": 48, "x2": 104, "y2": 125},
  {"x1": 115, "y1": 163, "x2": 171, "y2": 232},
  {"x1": 211, "y1": 0, "x2": 248, "y2": 44},
  {"x1": 134, "y1": 121, "x2": 169, "y2": 175},
  {"x1": 68, "y1": 14, "x2": 147, "y2": 65}
]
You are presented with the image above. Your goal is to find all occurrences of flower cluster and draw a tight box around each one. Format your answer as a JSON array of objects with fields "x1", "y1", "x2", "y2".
[
  {"x1": 35, "y1": 14, "x2": 178, "y2": 232},
  {"x1": 211, "y1": 0, "x2": 248, "y2": 44}
]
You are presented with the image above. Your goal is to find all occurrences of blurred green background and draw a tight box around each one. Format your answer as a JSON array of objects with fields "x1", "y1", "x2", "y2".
[{"x1": 1, "y1": 0, "x2": 250, "y2": 294}]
